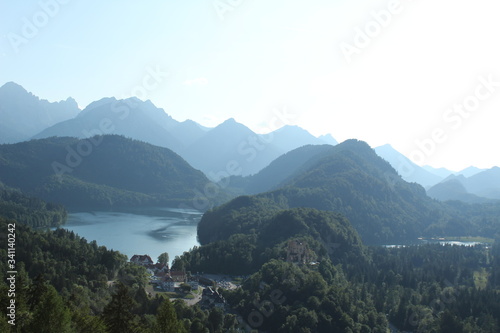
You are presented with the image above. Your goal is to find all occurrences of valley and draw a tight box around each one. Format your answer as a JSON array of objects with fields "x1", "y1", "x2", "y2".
[{"x1": 1, "y1": 83, "x2": 499, "y2": 332}]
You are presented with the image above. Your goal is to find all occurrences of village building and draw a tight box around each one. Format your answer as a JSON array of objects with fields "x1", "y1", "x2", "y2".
[
  {"x1": 170, "y1": 270, "x2": 187, "y2": 283},
  {"x1": 201, "y1": 287, "x2": 226, "y2": 309},
  {"x1": 286, "y1": 240, "x2": 314, "y2": 264},
  {"x1": 130, "y1": 254, "x2": 154, "y2": 266}
]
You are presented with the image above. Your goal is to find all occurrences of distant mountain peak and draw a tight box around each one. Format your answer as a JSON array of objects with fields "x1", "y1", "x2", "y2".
[
  {"x1": 442, "y1": 174, "x2": 467, "y2": 182},
  {"x1": 377, "y1": 143, "x2": 393, "y2": 150},
  {"x1": 0, "y1": 82, "x2": 80, "y2": 143},
  {"x1": 83, "y1": 97, "x2": 117, "y2": 110},
  {"x1": 1, "y1": 81, "x2": 27, "y2": 92},
  {"x1": 0, "y1": 82, "x2": 33, "y2": 99},
  {"x1": 221, "y1": 117, "x2": 238, "y2": 125},
  {"x1": 276, "y1": 124, "x2": 302, "y2": 131},
  {"x1": 216, "y1": 118, "x2": 249, "y2": 131},
  {"x1": 318, "y1": 134, "x2": 338, "y2": 145}
]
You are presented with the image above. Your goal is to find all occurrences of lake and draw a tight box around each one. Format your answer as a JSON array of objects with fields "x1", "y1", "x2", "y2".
[{"x1": 61, "y1": 207, "x2": 202, "y2": 265}]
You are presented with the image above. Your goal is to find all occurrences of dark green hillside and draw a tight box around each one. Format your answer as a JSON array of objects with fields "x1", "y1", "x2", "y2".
[
  {"x1": 178, "y1": 207, "x2": 367, "y2": 275},
  {"x1": 197, "y1": 195, "x2": 286, "y2": 244},
  {"x1": 0, "y1": 182, "x2": 67, "y2": 228},
  {"x1": 226, "y1": 260, "x2": 388, "y2": 332},
  {"x1": 200, "y1": 140, "x2": 500, "y2": 244},
  {"x1": 0, "y1": 135, "x2": 220, "y2": 209}
]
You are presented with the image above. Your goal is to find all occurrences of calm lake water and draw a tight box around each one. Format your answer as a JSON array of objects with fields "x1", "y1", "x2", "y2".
[{"x1": 61, "y1": 207, "x2": 202, "y2": 264}]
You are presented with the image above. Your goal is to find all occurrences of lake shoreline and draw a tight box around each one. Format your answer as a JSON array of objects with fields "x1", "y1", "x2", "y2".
[{"x1": 60, "y1": 207, "x2": 202, "y2": 265}]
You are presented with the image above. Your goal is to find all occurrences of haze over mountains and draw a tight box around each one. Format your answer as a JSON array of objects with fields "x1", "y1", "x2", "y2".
[
  {"x1": 374, "y1": 144, "x2": 500, "y2": 202},
  {"x1": 0, "y1": 82, "x2": 79, "y2": 143},
  {"x1": 427, "y1": 167, "x2": 500, "y2": 202},
  {"x1": 1, "y1": 82, "x2": 498, "y2": 195},
  {"x1": 1, "y1": 83, "x2": 336, "y2": 177}
]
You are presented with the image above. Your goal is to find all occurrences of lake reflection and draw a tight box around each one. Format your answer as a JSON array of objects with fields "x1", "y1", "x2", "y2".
[{"x1": 62, "y1": 207, "x2": 202, "y2": 264}]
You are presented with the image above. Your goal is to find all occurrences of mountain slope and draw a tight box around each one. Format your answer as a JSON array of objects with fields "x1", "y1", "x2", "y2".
[
  {"x1": 426, "y1": 178, "x2": 492, "y2": 203},
  {"x1": 422, "y1": 165, "x2": 455, "y2": 178},
  {"x1": 0, "y1": 82, "x2": 80, "y2": 143},
  {"x1": 374, "y1": 144, "x2": 443, "y2": 188},
  {"x1": 428, "y1": 168, "x2": 500, "y2": 202},
  {"x1": 318, "y1": 133, "x2": 338, "y2": 145},
  {"x1": 199, "y1": 140, "x2": 500, "y2": 245},
  {"x1": 168, "y1": 119, "x2": 209, "y2": 147},
  {"x1": 457, "y1": 166, "x2": 485, "y2": 178},
  {"x1": 467, "y1": 167, "x2": 500, "y2": 199},
  {"x1": 182, "y1": 118, "x2": 284, "y2": 177},
  {"x1": 223, "y1": 144, "x2": 335, "y2": 195},
  {"x1": 0, "y1": 182, "x2": 67, "y2": 227},
  {"x1": 33, "y1": 97, "x2": 185, "y2": 153},
  {"x1": 0, "y1": 135, "x2": 215, "y2": 209},
  {"x1": 269, "y1": 125, "x2": 336, "y2": 152}
]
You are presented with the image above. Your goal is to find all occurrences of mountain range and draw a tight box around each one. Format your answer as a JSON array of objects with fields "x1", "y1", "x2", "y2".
[
  {"x1": 427, "y1": 167, "x2": 500, "y2": 202},
  {"x1": 0, "y1": 82, "x2": 79, "y2": 143},
  {"x1": 1, "y1": 82, "x2": 337, "y2": 177},
  {"x1": 200, "y1": 140, "x2": 500, "y2": 244},
  {"x1": 1, "y1": 82, "x2": 497, "y2": 200},
  {"x1": 374, "y1": 144, "x2": 498, "y2": 201},
  {"x1": 1, "y1": 131, "x2": 499, "y2": 244}
]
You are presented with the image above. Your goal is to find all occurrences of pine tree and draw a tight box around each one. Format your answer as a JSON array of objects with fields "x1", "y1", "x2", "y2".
[
  {"x1": 28, "y1": 285, "x2": 72, "y2": 333},
  {"x1": 102, "y1": 282, "x2": 137, "y2": 333},
  {"x1": 154, "y1": 298, "x2": 186, "y2": 333}
]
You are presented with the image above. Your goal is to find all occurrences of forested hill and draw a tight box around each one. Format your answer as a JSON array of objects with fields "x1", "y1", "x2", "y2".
[
  {"x1": 200, "y1": 139, "x2": 500, "y2": 244},
  {"x1": 0, "y1": 135, "x2": 220, "y2": 209},
  {"x1": 0, "y1": 182, "x2": 67, "y2": 228},
  {"x1": 190, "y1": 205, "x2": 367, "y2": 274}
]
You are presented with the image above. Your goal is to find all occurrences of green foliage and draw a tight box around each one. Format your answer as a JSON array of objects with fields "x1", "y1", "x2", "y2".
[
  {"x1": 227, "y1": 260, "x2": 388, "y2": 332},
  {"x1": 180, "y1": 207, "x2": 367, "y2": 275},
  {"x1": 158, "y1": 252, "x2": 170, "y2": 265},
  {"x1": 0, "y1": 182, "x2": 67, "y2": 227},
  {"x1": 215, "y1": 139, "x2": 500, "y2": 244},
  {"x1": 153, "y1": 298, "x2": 186, "y2": 333},
  {"x1": 0, "y1": 135, "x2": 221, "y2": 209},
  {"x1": 354, "y1": 243, "x2": 500, "y2": 332},
  {"x1": 28, "y1": 284, "x2": 72, "y2": 333},
  {"x1": 102, "y1": 282, "x2": 138, "y2": 333}
]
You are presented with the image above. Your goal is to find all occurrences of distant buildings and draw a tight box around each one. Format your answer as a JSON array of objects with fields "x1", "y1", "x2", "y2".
[
  {"x1": 130, "y1": 254, "x2": 193, "y2": 292},
  {"x1": 201, "y1": 287, "x2": 226, "y2": 309},
  {"x1": 286, "y1": 240, "x2": 314, "y2": 264},
  {"x1": 130, "y1": 254, "x2": 154, "y2": 266}
]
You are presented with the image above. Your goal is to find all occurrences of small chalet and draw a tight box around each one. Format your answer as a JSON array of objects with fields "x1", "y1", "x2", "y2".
[
  {"x1": 130, "y1": 254, "x2": 154, "y2": 266},
  {"x1": 201, "y1": 287, "x2": 226, "y2": 309},
  {"x1": 170, "y1": 270, "x2": 187, "y2": 283}
]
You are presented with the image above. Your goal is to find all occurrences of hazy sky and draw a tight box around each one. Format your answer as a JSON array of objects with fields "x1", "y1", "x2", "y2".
[{"x1": 1, "y1": 0, "x2": 499, "y2": 170}]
